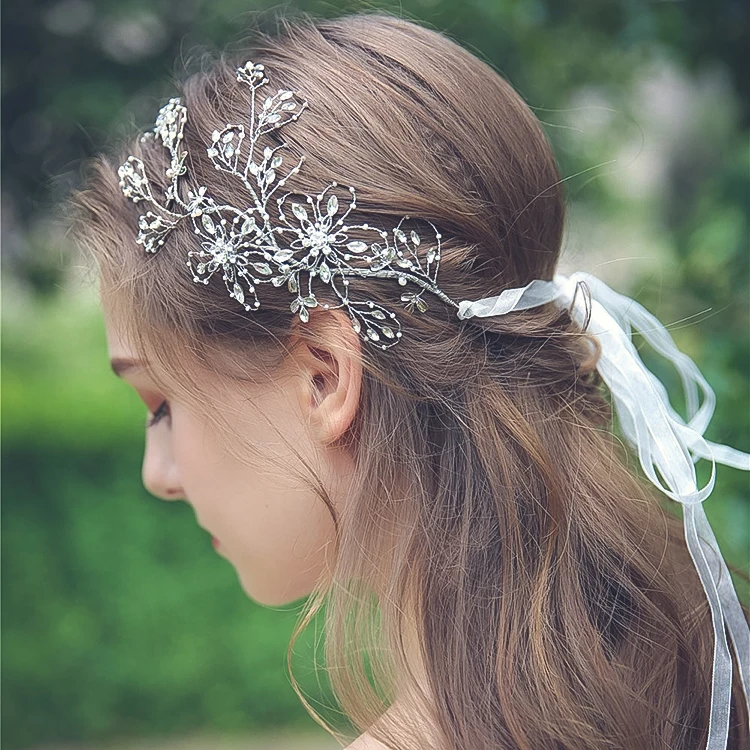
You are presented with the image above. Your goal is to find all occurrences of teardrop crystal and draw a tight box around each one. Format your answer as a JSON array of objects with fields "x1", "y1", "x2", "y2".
[
  {"x1": 292, "y1": 203, "x2": 308, "y2": 222},
  {"x1": 201, "y1": 213, "x2": 215, "y2": 234}
]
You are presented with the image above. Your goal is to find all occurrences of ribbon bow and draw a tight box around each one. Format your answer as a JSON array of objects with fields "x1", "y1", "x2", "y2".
[{"x1": 458, "y1": 270, "x2": 750, "y2": 749}]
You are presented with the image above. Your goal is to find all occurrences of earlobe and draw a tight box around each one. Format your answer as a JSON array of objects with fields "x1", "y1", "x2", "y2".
[
  {"x1": 290, "y1": 312, "x2": 363, "y2": 445},
  {"x1": 308, "y1": 341, "x2": 362, "y2": 445}
]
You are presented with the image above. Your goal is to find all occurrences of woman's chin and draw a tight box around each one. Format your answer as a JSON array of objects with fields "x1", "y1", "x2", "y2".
[{"x1": 236, "y1": 569, "x2": 314, "y2": 608}]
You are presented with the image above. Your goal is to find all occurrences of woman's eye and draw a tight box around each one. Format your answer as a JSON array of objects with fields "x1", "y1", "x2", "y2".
[{"x1": 146, "y1": 400, "x2": 170, "y2": 428}]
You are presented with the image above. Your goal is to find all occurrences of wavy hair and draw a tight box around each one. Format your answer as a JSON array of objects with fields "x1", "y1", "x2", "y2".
[{"x1": 69, "y1": 12, "x2": 748, "y2": 749}]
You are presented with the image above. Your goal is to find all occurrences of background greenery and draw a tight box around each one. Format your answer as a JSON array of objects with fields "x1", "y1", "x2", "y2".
[{"x1": 2, "y1": 1, "x2": 748, "y2": 749}]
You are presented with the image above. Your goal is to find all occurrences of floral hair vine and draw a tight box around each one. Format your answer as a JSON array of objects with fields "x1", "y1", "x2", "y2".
[{"x1": 117, "y1": 60, "x2": 460, "y2": 349}]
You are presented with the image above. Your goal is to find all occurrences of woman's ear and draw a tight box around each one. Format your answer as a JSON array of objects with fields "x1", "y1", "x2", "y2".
[{"x1": 287, "y1": 308, "x2": 363, "y2": 445}]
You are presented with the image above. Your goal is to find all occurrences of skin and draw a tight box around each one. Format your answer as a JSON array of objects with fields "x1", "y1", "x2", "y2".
[
  {"x1": 104, "y1": 301, "x2": 362, "y2": 607},
  {"x1": 104, "y1": 299, "x2": 428, "y2": 749}
]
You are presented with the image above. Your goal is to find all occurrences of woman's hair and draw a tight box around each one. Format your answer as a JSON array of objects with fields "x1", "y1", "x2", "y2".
[{"x1": 69, "y1": 12, "x2": 748, "y2": 749}]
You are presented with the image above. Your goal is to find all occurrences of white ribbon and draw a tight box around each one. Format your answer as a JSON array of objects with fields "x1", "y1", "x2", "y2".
[{"x1": 457, "y1": 271, "x2": 750, "y2": 748}]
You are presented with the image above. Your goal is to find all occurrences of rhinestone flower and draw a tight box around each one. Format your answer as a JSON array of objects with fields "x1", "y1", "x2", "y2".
[{"x1": 118, "y1": 60, "x2": 456, "y2": 348}]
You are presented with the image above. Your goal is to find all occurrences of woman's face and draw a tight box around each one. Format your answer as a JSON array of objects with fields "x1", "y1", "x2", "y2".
[{"x1": 103, "y1": 306, "x2": 359, "y2": 607}]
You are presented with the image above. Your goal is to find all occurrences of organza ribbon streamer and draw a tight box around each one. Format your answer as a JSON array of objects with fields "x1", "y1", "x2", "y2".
[{"x1": 457, "y1": 271, "x2": 750, "y2": 749}]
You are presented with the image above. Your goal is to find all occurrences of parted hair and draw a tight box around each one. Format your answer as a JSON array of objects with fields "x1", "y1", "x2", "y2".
[{"x1": 70, "y1": 11, "x2": 748, "y2": 749}]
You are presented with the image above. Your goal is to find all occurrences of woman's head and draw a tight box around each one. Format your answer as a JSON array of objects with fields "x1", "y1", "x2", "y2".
[
  {"x1": 71, "y1": 11, "x2": 747, "y2": 750},
  {"x1": 76, "y1": 11, "x2": 566, "y2": 605}
]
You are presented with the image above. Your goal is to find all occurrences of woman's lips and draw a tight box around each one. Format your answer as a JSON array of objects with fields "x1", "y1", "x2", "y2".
[{"x1": 212, "y1": 536, "x2": 220, "y2": 548}]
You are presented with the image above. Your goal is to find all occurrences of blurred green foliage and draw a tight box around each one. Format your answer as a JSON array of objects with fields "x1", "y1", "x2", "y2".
[
  {"x1": 640, "y1": 130, "x2": 750, "y2": 590},
  {"x1": 3, "y1": 0, "x2": 748, "y2": 293},
  {"x1": 2, "y1": 1, "x2": 748, "y2": 749}
]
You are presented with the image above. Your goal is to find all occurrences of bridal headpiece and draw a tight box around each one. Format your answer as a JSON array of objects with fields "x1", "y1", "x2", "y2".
[
  {"x1": 119, "y1": 60, "x2": 749, "y2": 749},
  {"x1": 118, "y1": 60, "x2": 454, "y2": 350}
]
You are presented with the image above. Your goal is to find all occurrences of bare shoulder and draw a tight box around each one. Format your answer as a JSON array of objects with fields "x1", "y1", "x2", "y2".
[{"x1": 345, "y1": 733, "x2": 393, "y2": 750}]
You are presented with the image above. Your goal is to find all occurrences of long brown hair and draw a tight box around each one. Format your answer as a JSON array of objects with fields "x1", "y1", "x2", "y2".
[{"x1": 69, "y1": 11, "x2": 748, "y2": 749}]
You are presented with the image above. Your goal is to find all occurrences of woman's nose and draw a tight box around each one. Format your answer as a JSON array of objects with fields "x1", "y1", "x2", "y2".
[{"x1": 142, "y1": 431, "x2": 184, "y2": 501}]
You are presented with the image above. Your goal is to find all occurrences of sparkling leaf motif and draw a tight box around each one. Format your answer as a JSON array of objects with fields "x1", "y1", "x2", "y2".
[{"x1": 117, "y1": 60, "x2": 455, "y2": 348}]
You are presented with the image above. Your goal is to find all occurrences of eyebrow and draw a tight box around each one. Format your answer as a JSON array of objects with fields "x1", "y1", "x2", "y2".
[{"x1": 110, "y1": 358, "x2": 143, "y2": 378}]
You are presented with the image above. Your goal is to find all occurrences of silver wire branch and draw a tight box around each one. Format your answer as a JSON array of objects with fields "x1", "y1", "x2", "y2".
[{"x1": 118, "y1": 60, "x2": 457, "y2": 349}]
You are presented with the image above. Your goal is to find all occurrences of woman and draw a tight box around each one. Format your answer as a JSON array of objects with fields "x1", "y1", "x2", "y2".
[{"x1": 70, "y1": 12, "x2": 749, "y2": 749}]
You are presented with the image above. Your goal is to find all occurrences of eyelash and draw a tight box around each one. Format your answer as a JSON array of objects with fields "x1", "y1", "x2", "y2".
[{"x1": 146, "y1": 400, "x2": 170, "y2": 428}]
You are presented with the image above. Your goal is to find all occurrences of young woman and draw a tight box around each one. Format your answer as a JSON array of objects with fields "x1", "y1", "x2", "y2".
[{"x1": 69, "y1": 12, "x2": 749, "y2": 750}]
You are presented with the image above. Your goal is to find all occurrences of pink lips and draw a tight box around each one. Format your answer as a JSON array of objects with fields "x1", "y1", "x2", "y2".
[{"x1": 211, "y1": 536, "x2": 220, "y2": 548}]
